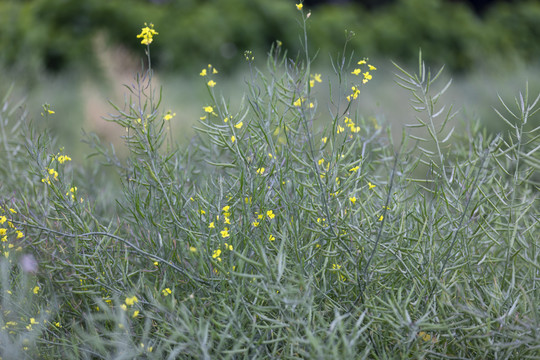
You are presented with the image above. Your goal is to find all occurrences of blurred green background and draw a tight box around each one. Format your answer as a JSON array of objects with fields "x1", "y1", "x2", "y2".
[{"x1": 1, "y1": 0, "x2": 539, "y2": 159}]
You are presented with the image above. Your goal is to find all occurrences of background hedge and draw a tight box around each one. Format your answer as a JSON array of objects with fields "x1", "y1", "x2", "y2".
[{"x1": 2, "y1": 0, "x2": 539, "y2": 81}]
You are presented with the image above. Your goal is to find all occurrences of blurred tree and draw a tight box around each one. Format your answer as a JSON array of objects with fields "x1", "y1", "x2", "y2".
[{"x1": 1, "y1": 0, "x2": 539, "y2": 79}]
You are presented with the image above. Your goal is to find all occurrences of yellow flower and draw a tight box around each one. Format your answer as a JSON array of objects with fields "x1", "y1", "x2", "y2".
[
  {"x1": 189, "y1": 246, "x2": 197, "y2": 252},
  {"x1": 9, "y1": 208, "x2": 16, "y2": 214},
  {"x1": 200, "y1": 69, "x2": 207, "y2": 76},
  {"x1": 256, "y1": 167, "x2": 265, "y2": 175},
  {"x1": 368, "y1": 64, "x2": 377, "y2": 71},
  {"x1": 0, "y1": 229, "x2": 5, "y2": 236},
  {"x1": 358, "y1": 59, "x2": 367, "y2": 65},
  {"x1": 351, "y1": 68, "x2": 361, "y2": 76},
  {"x1": 207, "y1": 80, "x2": 216, "y2": 88},
  {"x1": 351, "y1": 86, "x2": 360, "y2": 99},
  {"x1": 293, "y1": 98, "x2": 302, "y2": 107},
  {"x1": 368, "y1": 182, "x2": 376, "y2": 189},
  {"x1": 212, "y1": 249, "x2": 222, "y2": 258},
  {"x1": 121, "y1": 304, "x2": 127, "y2": 311},
  {"x1": 269, "y1": 234, "x2": 275, "y2": 241},
  {"x1": 220, "y1": 228, "x2": 230, "y2": 238},
  {"x1": 418, "y1": 331, "x2": 431, "y2": 342},
  {"x1": 378, "y1": 215, "x2": 384, "y2": 221},
  {"x1": 162, "y1": 288, "x2": 172, "y2": 296},
  {"x1": 0, "y1": 216, "x2": 5, "y2": 224},
  {"x1": 349, "y1": 166, "x2": 359, "y2": 173},
  {"x1": 296, "y1": 3, "x2": 303, "y2": 10},
  {"x1": 163, "y1": 112, "x2": 176, "y2": 121},
  {"x1": 231, "y1": 135, "x2": 236, "y2": 143},
  {"x1": 209, "y1": 222, "x2": 215, "y2": 229},
  {"x1": 349, "y1": 197, "x2": 356, "y2": 204},
  {"x1": 48, "y1": 109, "x2": 55, "y2": 114},
  {"x1": 322, "y1": 137, "x2": 328, "y2": 144},
  {"x1": 57, "y1": 155, "x2": 71, "y2": 164},
  {"x1": 132, "y1": 310, "x2": 139, "y2": 318},
  {"x1": 48, "y1": 168, "x2": 59, "y2": 181},
  {"x1": 203, "y1": 106, "x2": 214, "y2": 113},
  {"x1": 125, "y1": 296, "x2": 138, "y2": 306},
  {"x1": 33, "y1": 286, "x2": 39, "y2": 294},
  {"x1": 252, "y1": 221, "x2": 260, "y2": 227},
  {"x1": 136, "y1": 23, "x2": 158, "y2": 45},
  {"x1": 266, "y1": 210, "x2": 275, "y2": 219},
  {"x1": 224, "y1": 242, "x2": 233, "y2": 251},
  {"x1": 234, "y1": 121, "x2": 243, "y2": 129}
]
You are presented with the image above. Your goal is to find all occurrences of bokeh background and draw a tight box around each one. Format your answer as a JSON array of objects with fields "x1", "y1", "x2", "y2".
[{"x1": 1, "y1": 0, "x2": 539, "y2": 159}]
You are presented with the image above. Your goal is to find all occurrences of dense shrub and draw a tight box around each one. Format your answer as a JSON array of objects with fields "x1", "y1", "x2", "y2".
[{"x1": 1, "y1": 7, "x2": 539, "y2": 358}]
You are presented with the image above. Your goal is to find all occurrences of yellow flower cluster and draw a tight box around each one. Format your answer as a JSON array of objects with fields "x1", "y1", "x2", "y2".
[
  {"x1": 351, "y1": 59, "x2": 376, "y2": 82},
  {"x1": 162, "y1": 288, "x2": 172, "y2": 296},
  {"x1": 200, "y1": 64, "x2": 218, "y2": 89},
  {"x1": 65, "y1": 186, "x2": 83, "y2": 203},
  {"x1": 346, "y1": 86, "x2": 361, "y2": 102},
  {"x1": 41, "y1": 153, "x2": 71, "y2": 184},
  {"x1": 163, "y1": 111, "x2": 176, "y2": 121},
  {"x1": 310, "y1": 73, "x2": 322, "y2": 88},
  {"x1": 41, "y1": 103, "x2": 55, "y2": 117},
  {"x1": 344, "y1": 117, "x2": 360, "y2": 133},
  {"x1": 136, "y1": 23, "x2": 158, "y2": 45},
  {"x1": 41, "y1": 168, "x2": 58, "y2": 185},
  {"x1": 347, "y1": 59, "x2": 376, "y2": 101},
  {"x1": 200, "y1": 64, "x2": 218, "y2": 77},
  {"x1": 331, "y1": 263, "x2": 347, "y2": 281},
  {"x1": 57, "y1": 155, "x2": 71, "y2": 164},
  {"x1": 0, "y1": 208, "x2": 24, "y2": 260},
  {"x1": 293, "y1": 97, "x2": 315, "y2": 109},
  {"x1": 121, "y1": 295, "x2": 140, "y2": 318},
  {"x1": 251, "y1": 207, "x2": 277, "y2": 228}
]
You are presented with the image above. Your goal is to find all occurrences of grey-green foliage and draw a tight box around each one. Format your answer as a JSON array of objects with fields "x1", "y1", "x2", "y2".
[{"x1": 1, "y1": 14, "x2": 539, "y2": 359}]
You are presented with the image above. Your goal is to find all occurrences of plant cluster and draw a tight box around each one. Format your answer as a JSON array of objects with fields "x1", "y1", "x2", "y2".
[{"x1": 1, "y1": 4, "x2": 539, "y2": 359}]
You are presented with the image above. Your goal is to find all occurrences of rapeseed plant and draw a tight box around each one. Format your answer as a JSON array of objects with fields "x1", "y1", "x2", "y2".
[{"x1": 0, "y1": 3, "x2": 538, "y2": 359}]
